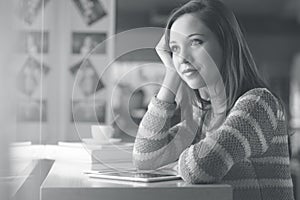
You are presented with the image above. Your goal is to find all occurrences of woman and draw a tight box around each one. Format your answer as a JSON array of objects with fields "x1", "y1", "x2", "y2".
[{"x1": 132, "y1": 0, "x2": 294, "y2": 199}]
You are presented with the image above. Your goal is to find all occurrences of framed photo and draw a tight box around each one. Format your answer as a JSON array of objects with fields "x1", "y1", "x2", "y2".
[
  {"x1": 18, "y1": 31, "x2": 49, "y2": 54},
  {"x1": 70, "y1": 59, "x2": 105, "y2": 97},
  {"x1": 18, "y1": 56, "x2": 50, "y2": 97},
  {"x1": 17, "y1": 0, "x2": 50, "y2": 25},
  {"x1": 71, "y1": 99, "x2": 106, "y2": 123},
  {"x1": 17, "y1": 99, "x2": 47, "y2": 122},
  {"x1": 72, "y1": 32, "x2": 106, "y2": 55},
  {"x1": 72, "y1": 0, "x2": 107, "y2": 26}
]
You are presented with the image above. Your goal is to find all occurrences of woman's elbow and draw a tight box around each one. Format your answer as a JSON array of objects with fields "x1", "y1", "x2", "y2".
[
  {"x1": 179, "y1": 172, "x2": 219, "y2": 184},
  {"x1": 179, "y1": 167, "x2": 220, "y2": 184},
  {"x1": 132, "y1": 154, "x2": 160, "y2": 170},
  {"x1": 178, "y1": 152, "x2": 221, "y2": 184}
]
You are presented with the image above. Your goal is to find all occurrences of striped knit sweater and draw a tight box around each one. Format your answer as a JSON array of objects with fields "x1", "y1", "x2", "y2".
[{"x1": 133, "y1": 88, "x2": 295, "y2": 200}]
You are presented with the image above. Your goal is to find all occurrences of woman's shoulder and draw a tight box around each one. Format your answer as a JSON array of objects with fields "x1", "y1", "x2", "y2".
[
  {"x1": 234, "y1": 87, "x2": 281, "y2": 110},
  {"x1": 228, "y1": 88, "x2": 286, "y2": 132},
  {"x1": 239, "y1": 87, "x2": 278, "y2": 101},
  {"x1": 241, "y1": 87, "x2": 271, "y2": 96}
]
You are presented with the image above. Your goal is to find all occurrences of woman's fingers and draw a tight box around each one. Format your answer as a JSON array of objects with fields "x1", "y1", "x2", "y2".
[{"x1": 155, "y1": 35, "x2": 174, "y2": 69}]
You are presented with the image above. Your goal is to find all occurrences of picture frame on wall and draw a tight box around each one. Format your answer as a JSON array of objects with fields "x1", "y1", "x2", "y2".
[
  {"x1": 71, "y1": 99, "x2": 106, "y2": 123},
  {"x1": 72, "y1": 0, "x2": 107, "y2": 26},
  {"x1": 72, "y1": 32, "x2": 107, "y2": 55},
  {"x1": 69, "y1": 58, "x2": 106, "y2": 123},
  {"x1": 69, "y1": 59, "x2": 105, "y2": 97},
  {"x1": 18, "y1": 31, "x2": 50, "y2": 54},
  {"x1": 17, "y1": 99, "x2": 47, "y2": 122},
  {"x1": 17, "y1": 56, "x2": 50, "y2": 97},
  {"x1": 17, "y1": 0, "x2": 50, "y2": 25}
]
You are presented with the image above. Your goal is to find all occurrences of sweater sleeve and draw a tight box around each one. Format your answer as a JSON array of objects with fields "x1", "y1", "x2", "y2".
[
  {"x1": 178, "y1": 88, "x2": 282, "y2": 183},
  {"x1": 133, "y1": 96, "x2": 200, "y2": 170}
]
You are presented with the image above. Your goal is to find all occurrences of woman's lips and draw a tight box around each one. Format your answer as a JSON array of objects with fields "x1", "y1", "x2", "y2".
[
  {"x1": 181, "y1": 65, "x2": 199, "y2": 77},
  {"x1": 182, "y1": 68, "x2": 197, "y2": 73}
]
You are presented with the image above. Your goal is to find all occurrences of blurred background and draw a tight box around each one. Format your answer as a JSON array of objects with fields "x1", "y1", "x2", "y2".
[{"x1": 1, "y1": 0, "x2": 300, "y2": 199}]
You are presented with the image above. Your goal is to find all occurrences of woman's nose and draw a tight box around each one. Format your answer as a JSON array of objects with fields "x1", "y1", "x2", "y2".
[{"x1": 177, "y1": 48, "x2": 190, "y2": 64}]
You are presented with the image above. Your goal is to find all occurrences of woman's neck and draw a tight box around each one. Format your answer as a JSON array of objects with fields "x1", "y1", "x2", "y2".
[{"x1": 198, "y1": 80, "x2": 227, "y2": 115}]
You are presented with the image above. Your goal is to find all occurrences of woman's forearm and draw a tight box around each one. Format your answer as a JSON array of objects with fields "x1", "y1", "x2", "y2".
[{"x1": 157, "y1": 69, "x2": 181, "y2": 103}]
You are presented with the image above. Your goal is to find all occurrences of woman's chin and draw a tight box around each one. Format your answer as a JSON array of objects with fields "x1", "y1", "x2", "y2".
[{"x1": 186, "y1": 80, "x2": 205, "y2": 89}]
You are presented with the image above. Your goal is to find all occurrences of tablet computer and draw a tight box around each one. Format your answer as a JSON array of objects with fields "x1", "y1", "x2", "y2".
[{"x1": 86, "y1": 170, "x2": 181, "y2": 183}]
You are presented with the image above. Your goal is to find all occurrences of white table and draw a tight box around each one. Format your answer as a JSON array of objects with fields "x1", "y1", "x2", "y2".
[{"x1": 41, "y1": 161, "x2": 232, "y2": 200}]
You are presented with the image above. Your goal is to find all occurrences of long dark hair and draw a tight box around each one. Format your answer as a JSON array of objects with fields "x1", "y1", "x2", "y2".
[{"x1": 165, "y1": 0, "x2": 268, "y2": 111}]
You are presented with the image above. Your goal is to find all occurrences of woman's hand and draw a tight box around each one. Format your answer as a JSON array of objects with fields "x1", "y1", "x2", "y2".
[
  {"x1": 156, "y1": 35, "x2": 182, "y2": 103},
  {"x1": 155, "y1": 34, "x2": 175, "y2": 70}
]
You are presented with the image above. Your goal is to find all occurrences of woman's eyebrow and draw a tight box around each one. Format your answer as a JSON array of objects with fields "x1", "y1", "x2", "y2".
[
  {"x1": 188, "y1": 33, "x2": 205, "y2": 37},
  {"x1": 169, "y1": 33, "x2": 205, "y2": 44}
]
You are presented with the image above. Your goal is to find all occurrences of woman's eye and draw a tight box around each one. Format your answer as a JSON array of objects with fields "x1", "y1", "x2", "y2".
[
  {"x1": 170, "y1": 45, "x2": 180, "y2": 53},
  {"x1": 191, "y1": 39, "x2": 203, "y2": 46}
]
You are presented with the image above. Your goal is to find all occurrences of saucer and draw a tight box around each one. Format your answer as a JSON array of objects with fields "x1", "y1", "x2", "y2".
[{"x1": 82, "y1": 138, "x2": 122, "y2": 145}]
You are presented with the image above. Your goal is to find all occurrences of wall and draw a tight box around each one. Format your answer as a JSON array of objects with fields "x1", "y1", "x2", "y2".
[{"x1": 14, "y1": 0, "x2": 116, "y2": 143}]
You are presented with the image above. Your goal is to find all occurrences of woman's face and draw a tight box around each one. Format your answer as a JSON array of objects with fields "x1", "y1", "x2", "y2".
[{"x1": 169, "y1": 13, "x2": 223, "y2": 89}]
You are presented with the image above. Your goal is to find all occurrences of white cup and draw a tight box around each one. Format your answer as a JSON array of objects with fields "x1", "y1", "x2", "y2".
[{"x1": 91, "y1": 125, "x2": 114, "y2": 142}]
